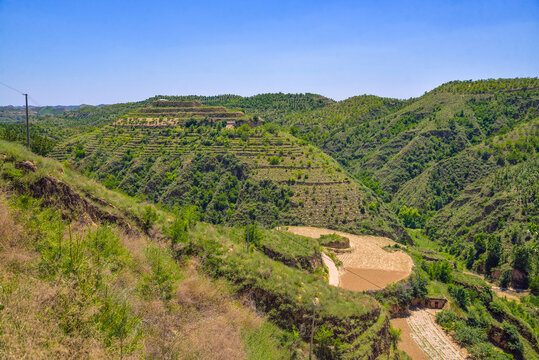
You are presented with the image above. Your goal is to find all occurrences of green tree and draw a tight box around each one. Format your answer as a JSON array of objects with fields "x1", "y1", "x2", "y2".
[
  {"x1": 168, "y1": 205, "x2": 199, "y2": 248},
  {"x1": 512, "y1": 246, "x2": 532, "y2": 274},
  {"x1": 389, "y1": 328, "x2": 402, "y2": 359},
  {"x1": 485, "y1": 236, "x2": 503, "y2": 273},
  {"x1": 409, "y1": 272, "x2": 428, "y2": 298},
  {"x1": 398, "y1": 205, "x2": 423, "y2": 228},
  {"x1": 449, "y1": 285, "x2": 470, "y2": 310},
  {"x1": 503, "y1": 322, "x2": 524, "y2": 357},
  {"x1": 500, "y1": 269, "x2": 511, "y2": 288},
  {"x1": 430, "y1": 261, "x2": 453, "y2": 283},
  {"x1": 530, "y1": 276, "x2": 539, "y2": 294}
]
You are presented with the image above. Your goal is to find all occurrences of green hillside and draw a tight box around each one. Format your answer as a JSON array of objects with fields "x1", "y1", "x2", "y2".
[
  {"x1": 0, "y1": 140, "x2": 399, "y2": 359},
  {"x1": 270, "y1": 78, "x2": 539, "y2": 287},
  {"x1": 48, "y1": 100, "x2": 404, "y2": 238}
]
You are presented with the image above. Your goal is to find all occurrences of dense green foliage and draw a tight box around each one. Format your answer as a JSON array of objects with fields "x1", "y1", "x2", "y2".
[{"x1": 0, "y1": 123, "x2": 57, "y2": 155}]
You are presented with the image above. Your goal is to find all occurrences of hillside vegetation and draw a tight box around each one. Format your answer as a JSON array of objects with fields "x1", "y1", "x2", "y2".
[
  {"x1": 0, "y1": 140, "x2": 403, "y2": 359},
  {"x1": 271, "y1": 78, "x2": 539, "y2": 289},
  {"x1": 0, "y1": 140, "x2": 301, "y2": 359},
  {"x1": 47, "y1": 100, "x2": 403, "y2": 238}
]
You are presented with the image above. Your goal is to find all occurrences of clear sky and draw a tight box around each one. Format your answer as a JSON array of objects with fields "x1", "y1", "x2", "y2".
[{"x1": 0, "y1": 0, "x2": 538, "y2": 106}]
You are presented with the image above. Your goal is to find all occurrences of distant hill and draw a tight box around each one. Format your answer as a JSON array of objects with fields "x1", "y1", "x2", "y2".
[{"x1": 48, "y1": 99, "x2": 404, "y2": 238}]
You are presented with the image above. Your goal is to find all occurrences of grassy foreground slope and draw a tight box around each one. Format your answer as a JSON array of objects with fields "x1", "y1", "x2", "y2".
[
  {"x1": 48, "y1": 100, "x2": 403, "y2": 238},
  {"x1": 0, "y1": 140, "x2": 299, "y2": 359},
  {"x1": 0, "y1": 140, "x2": 404, "y2": 359}
]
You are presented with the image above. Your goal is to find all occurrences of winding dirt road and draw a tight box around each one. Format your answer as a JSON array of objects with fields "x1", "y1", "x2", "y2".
[{"x1": 321, "y1": 253, "x2": 339, "y2": 286}]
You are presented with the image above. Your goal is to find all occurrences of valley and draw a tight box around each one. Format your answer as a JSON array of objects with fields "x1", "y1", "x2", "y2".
[{"x1": 0, "y1": 78, "x2": 538, "y2": 360}]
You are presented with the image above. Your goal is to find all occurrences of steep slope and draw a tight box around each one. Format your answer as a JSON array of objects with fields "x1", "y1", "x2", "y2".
[
  {"x1": 0, "y1": 140, "x2": 300, "y2": 359},
  {"x1": 269, "y1": 95, "x2": 408, "y2": 165},
  {"x1": 49, "y1": 100, "x2": 404, "y2": 238},
  {"x1": 0, "y1": 140, "x2": 400, "y2": 359},
  {"x1": 276, "y1": 78, "x2": 538, "y2": 200}
]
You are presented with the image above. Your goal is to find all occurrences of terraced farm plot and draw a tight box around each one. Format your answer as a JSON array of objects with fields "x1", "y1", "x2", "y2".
[
  {"x1": 285, "y1": 227, "x2": 413, "y2": 290},
  {"x1": 404, "y1": 309, "x2": 467, "y2": 360}
]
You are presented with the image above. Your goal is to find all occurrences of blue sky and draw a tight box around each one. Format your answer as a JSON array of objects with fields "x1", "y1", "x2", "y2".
[{"x1": 0, "y1": 0, "x2": 538, "y2": 105}]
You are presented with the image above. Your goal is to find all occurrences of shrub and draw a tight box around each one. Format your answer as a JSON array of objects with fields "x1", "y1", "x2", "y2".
[
  {"x1": 429, "y1": 260, "x2": 453, "y2": 283},
  {"x1": 398, "y1": 205, "x2": 424, "y2": 228},
  {"x1": 486, "y1": 236, "x2": 502, "y2": 273},
  {"x1": 469, "y1": 342, "x2": 513, "y2": 360},
  {"x1": 512, "y1": 246, "x2": 532, "y2": 274},
  {"x1": 139, "y1": 246, "x2": 180, "y2": 301},
  {"x1": 436, "y1": 309, "x2": 458, "y2": 330},
  {"x1": 269, "y1": 156, "x2": 280, "y2": 165},
  {"x1": 454, "y1": 322, "x2": 487, "y2": 345},
  {"x1": 530, "y1": 276, "x2": 539, "y2": 294},
  {"x1": 500, "y1": 269, "x2": 511, "y2": 288},
  {"x1": 168, "y1": 205, "x2": 199, "y2": 246},
  {"x1": 502, "y1": 322, "x2": 524, "y2": 356},
  {"x1": 141, "y1": 205, "x2": 158, "y2": 233},
  {"x1": 409, "y1": 271, "x2": 429, "y2": 299},
  {"x1": 448, "y1": 284, "x2": 470, "y2": 310},
  {"x1": 318, "y1": 233, "x2": 350, "y2": 249}
]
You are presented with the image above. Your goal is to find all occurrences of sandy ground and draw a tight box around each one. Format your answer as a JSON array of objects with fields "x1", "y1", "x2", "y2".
[
  {"x1": 322, "y1": 253, "x2": 340, "y2": 286},
  {"x1": 341, "y1": 268, "x2": 410, "y2": 292},
  {"x1": 390, "y1": 318, "x2": 430, "y2": 360},
  {"x1": 285, "y1": 226, "x2": 413, "y2": 291}
]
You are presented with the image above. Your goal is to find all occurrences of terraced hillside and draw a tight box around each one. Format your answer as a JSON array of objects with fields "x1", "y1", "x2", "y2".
[
  {"x1": 269, "y1": 78, "x2": 539, "y2": 286},
  {"x1": 49, "y1": 100, "x2": 402, "y2": 237},
  {"x1": 115, "y1": 100, "x2": 258, "y2": 128}
]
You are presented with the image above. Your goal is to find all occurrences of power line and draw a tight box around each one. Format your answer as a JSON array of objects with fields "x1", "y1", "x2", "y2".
[
  {"x1": 343, "y1": 267, "x2": 383, "y2": 289},
  {"x1": 28, "y1": 95, "x2": 41, "y2": 107},
  {"x1": 0, "y1": 81, "x2": 25, "y2": 95},
  {"x1": 0, "y1": 81, "x2": 41, "y2": 106}
]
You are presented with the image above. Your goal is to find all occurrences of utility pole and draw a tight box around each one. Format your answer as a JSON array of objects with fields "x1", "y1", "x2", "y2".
[
  {"x1": 309, "y1": 298, "x2": 317, "y2": 360},
  {"x1": 24, "y1": 93, "x2": 30, "y2": 148},
  {"x1": 246, "y1": 216, "x2": 250, "y2": 251}
]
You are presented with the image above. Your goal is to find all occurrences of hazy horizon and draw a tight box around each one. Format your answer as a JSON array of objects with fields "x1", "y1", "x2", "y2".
[{"x1": 1, "y1": 0, "x2": 538, "y2": 106}]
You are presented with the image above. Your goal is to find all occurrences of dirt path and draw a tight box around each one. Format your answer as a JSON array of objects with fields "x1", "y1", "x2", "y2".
[
  {"x1": 463, "y1": 271, "x2": 529, "y2": 303},
  {"x1": 322, "y1": 253, "x2": 339, "y2": 286},
  {"x1": 285, "y1": 226, "x2": 413, "y2": 291}
]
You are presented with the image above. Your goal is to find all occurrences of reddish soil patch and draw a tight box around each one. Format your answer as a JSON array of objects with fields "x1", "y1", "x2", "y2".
[
  {"x1": 390, "y1": 318, "x2": 429, "y2": 360},
  {"x1": 339, "y1": 268, "x2": 410, "y2": 292}
]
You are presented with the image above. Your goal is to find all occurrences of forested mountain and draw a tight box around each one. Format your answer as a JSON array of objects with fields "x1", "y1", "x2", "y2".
[{"x1": 2, "y1": 79, "x2": 537, "y2": 285}]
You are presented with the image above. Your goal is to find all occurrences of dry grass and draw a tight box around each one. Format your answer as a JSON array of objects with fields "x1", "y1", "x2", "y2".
[
  {"x1": 0, "y1": 192, "x2": 286, "y2": 360},
  {"x1": 140, "y1": 260, "x2": 260, "y2": 360},
  {"x1": 0, "y1": 198, "x2": 22, "y2": 249}
]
